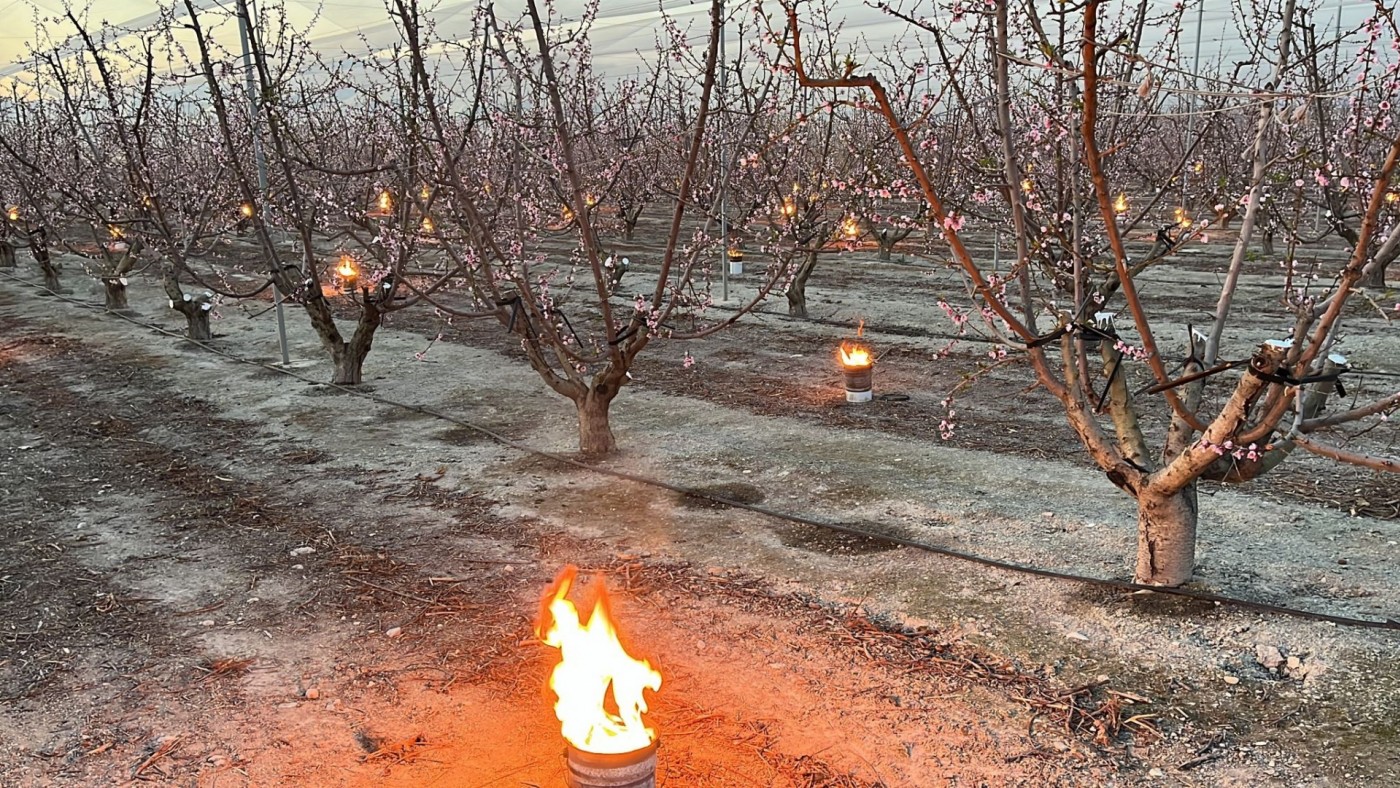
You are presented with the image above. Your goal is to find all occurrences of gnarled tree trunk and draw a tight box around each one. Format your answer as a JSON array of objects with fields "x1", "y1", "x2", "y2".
[
  {"x1": 1357, "y1": 262, "x2": 1389, "y2": 289},
  {"x1": 576, "y1": 386, "x2": 619, "y2": 457},
  {"x1": 163, "y1": 272, "x2": 213, "y2": 340},
  {"x1": 102, "y1": 278, "x2": 130, "y2": 312},
  {"x1": 0, "y1": 242, "x2": 14, "y2": 268},
  {"x1": 786, "y1": 249, "x2": 818, "y2": 318},
  {"x1": 1134, "y1": 482, "x2": 1198, "y2": 586},
  {"x1": 331, "y1": 346, "x2": 364, "y2": 385},
  {"x1": 31, "y1": 231, "x2": 62, "y2": 293},
  {"x1": 330, "y1": 305, "x2": 382, "y2": 385}
]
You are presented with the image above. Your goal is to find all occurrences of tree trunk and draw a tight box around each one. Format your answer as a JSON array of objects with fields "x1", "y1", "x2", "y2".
[
  {"x1": 103, "y1": 278, "x2": 130, "y2": 312},
  {"x1": 332, "y1": 343, "x2": 366, "y2": 385},
  {"x1": 37, "y1": 246, "x2": 62, "y2": 292},
  {"x1": 1135, "y1": 483, "x2": 1198, "y2": 586},
  {"x1": 877, "y1": 243, "x2": 892, "y2": 262},
  {"x1": 576, "y1": 390, "x2": 617, "y2": 457},
  {"x1": 787, "y1": 250, "x2": 817, "y2": 318},
  {"x1": 1357, "y1": 262, "x2": 1388, "y2": 289},
  {"x1": 185, "y1": 308, "x2": 212, "y2": 341},
  {"x1": 0, "y1": 243, "x2": 14, "y2": 268}
]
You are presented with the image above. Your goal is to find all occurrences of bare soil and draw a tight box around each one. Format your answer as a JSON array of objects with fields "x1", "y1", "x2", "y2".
[{"x1": 1, "y1": 229, "x2": 1397, "y2": 788}]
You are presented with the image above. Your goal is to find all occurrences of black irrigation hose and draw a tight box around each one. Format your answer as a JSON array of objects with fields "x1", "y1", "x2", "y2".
[{"x1": 4, "y1": 268, "x2": 1398, "y2": 633}]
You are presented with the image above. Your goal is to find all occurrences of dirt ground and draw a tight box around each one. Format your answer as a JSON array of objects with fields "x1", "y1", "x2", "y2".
[{"x1": 0, "y1": 232, "x2": 1397, "y2": 787}]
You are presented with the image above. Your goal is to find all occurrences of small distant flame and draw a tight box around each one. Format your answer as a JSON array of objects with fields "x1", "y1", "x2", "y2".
[
  {"x1": 841, "y1": 216, "x2": 860, "y2": 239},
  {"x1": 1387, "y1": 191, "x2": 1399, "y2": 205},
  {"x1": 1173, "y1": 206, "x2": 1191, "y2": 229},
  {"x1": 421, "y1": 216, "x2": 434, "y2": 233},
  {"x1": 838, "y1": 340, "x2": 872, "y2": 369},
  {"x1": 727, "y1": 246, "x2": 744, "y2": 261},
  {"x1": 377, "y1": 190, "x2": 393, "y2": 213},
  {"x1": 562, "y1": 205, "x2": 575, "y2": 221},
  {"x1": 107, "y1": 224, "x2": 124, "y2": 240},
  {"x1": 5, "y1": 206, "x2": 17, "y2": 222},
  {"x1": 1193, "y1": 160, "x2": 1204, "y2": 174},
  {"x1": 420, "y1": 185, "x2": 431, "y2": 200},
  {"x1": 537, "y1": 565, "x2": 660, "y2": 755},
  {"x1": 584, "y1": 193, "x2": 598, "y2": 207},
  {"x1": 239, "y1": 202, "x2": 255, "y2": 219},
  {"x1": 1112, "y1": 193, "x2": 1129, "y2": 215},
  {"x1": 1021, "y1": 178, "x2": 1034, "y2": 194},
  {"x1": 781, "y1": 196, "x2": 797, "y2": 218}
]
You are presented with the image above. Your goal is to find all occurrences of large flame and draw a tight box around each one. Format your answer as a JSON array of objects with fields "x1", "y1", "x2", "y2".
[
  {"x1": 838, "y1": 340, "x2": 872, "y2": 368},
  {"x1": 537, "y1": 566, "x2": 660, "y2": 754}
]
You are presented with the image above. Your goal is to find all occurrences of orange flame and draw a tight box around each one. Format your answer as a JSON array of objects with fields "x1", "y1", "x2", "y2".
[
  {"x1": 108, "y1": 224, "x2": 124, "y2": 240},
  {"x1": 239, "y1": 202, "x2": 255, "y2": 219},
  {"x1": 7, "y1": 206, "x2": 20, "y2": 221},
  {"x1": 335, "y1": 255, "x2": 359, "y2": 285},
  {"x1": 377, "y1": 190, "x2": 393, "y2": 212},
  {"x1": 421, "y1": 216, "x2": 435, "y2": 233},
  {"x1": 1173, "y1": 206, "x2": 1191, "y2": 229},
  {"x1": 1112, "y1": 193, "x2": 1129, "y2": 215},
  {"x1": 781, "y1": 196, "x2": 797, "y2": 218},
  {"x1": 838, "y1": 340, "x2": 872, "y2": 368},
  {"x1": 537, "y1": 566, "x2": 660, "y2": 754},
  {"x1": 841, "y1": 216, "x2": 860, "y2": 239}
]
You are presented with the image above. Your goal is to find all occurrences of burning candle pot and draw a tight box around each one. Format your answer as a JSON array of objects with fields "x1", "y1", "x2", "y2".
[
  {"x1": 334, "y1": 255, "x2": 360, "y2": 295},
  {"x1": 537, "y1": 565, "x2": 661, "y2": 788},
  {"x1": 726, "y1": 246, "x2": 744, "y2": 276},
  {"x1": 838, "y1": 338, "x2": 874, "y2": 403}
]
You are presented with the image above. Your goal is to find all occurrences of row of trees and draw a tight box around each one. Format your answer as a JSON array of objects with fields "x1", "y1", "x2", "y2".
[
  {"x1": 779, "y1": 0, "x2": 1398, "y2": 585},
  {"x1": 1, "y1": 0, "x2": 1395, "y2": 587}
]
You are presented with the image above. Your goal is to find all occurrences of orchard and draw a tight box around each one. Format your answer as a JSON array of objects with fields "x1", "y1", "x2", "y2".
[{"x1": 1, "y1": 1, "x2": 1396, "y2": 785}]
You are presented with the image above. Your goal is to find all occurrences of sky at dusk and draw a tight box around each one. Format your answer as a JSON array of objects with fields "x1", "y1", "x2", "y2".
[{"x1": 0, "y1": 0, "x2": 1382, "y2": 84}]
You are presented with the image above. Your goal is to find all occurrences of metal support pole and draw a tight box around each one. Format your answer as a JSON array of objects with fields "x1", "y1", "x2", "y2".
[
  {"x1": 718, "y1": 0, "x2": 729, "y2": 302},
  {"x1": 236, "y1": 0, "x2": 289, "y2": 365},
  {"x1": 1186, "y1": 0, "x2": 1204, "y2": 209}
]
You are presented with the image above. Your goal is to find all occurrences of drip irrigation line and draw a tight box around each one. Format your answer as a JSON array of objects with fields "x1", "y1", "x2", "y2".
[{"x1": 3, "y1": 268, "x2": 1398, "y2": 633}]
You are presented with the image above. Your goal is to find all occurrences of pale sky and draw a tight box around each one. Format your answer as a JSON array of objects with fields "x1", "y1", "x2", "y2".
[{"x1": 0, "y1": 0, "x2": 1381, "y2": 84}]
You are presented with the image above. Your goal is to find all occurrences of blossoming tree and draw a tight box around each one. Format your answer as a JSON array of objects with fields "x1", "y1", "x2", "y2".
[{"x1": 781, "y1": 0, "x2": 1399, "y2": 586}]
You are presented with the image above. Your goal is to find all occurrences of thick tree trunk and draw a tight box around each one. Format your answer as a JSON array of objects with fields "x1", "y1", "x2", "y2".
[
  {"x1": 576, "y1": 391, "x2": 617, "y2": 457},
  {"x1": 0, "y1": 243, "x2": 14, "y2": 268},
  {"x1": 185, "y1": 308, "x2": 212, "y2": 341},
  {"x1": 330, "y1": 308, "x2": 381, "y2": 385},
  {"x1": 37, "y1": 249, "x2": 62, "y2": 292},
  {"x1": 786, "y1": 284, "x2": 808, "y2": 318},
  {"x1": 103, "y1": 278, "x2": 130, "y2": 312},
  {"x1": 1135, "y1": 483, "x2": 1198, "y2": 586},
  {"x1": 1357, "y1": 262, "x2": 1388, "y2": 289},
  {"x1": 787, "y1": 250, "x2": 818, "y2": 318},
  {"x1": 877, "y1": 243, "x2": 892, "y2": 262},
  {"x1": 331, "y1": 344, "x2": 366, "y2": 385}
]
